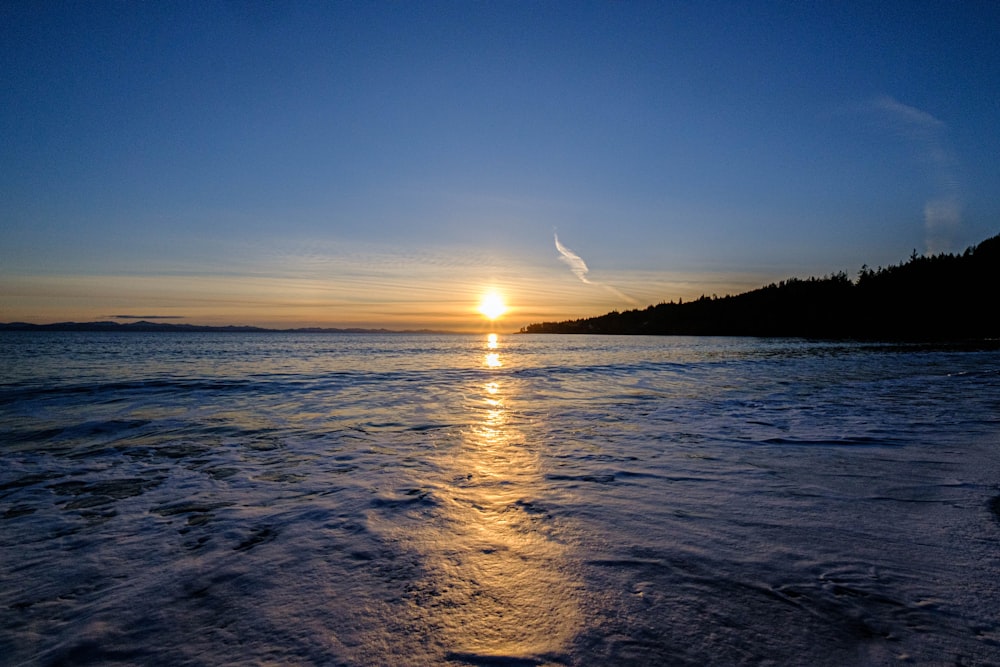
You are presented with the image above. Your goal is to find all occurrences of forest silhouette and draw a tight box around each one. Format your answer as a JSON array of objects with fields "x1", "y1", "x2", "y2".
[{"x1": 521, "y1": 234, "x2": 1000, "y2": 340}]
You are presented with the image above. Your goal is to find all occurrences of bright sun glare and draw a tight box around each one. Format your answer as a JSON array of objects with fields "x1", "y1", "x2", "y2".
[{"x1": 478, "y1": 293, "x2": 507, "y2": 320}]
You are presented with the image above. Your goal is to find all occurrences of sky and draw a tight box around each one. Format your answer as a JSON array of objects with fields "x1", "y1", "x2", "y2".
[{"x1": 3, "y1": 0, "x2": 999, "y2": 332}]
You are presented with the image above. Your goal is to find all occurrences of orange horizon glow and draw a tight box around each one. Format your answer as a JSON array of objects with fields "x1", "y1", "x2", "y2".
[{"x1": 0, "y1": 264, "x2": 768, "y2": 334}]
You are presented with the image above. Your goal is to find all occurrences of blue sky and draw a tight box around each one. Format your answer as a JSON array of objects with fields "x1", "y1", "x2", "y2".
[{"x1": 3, "y1": 1, "x2": 999, "y2": 330}]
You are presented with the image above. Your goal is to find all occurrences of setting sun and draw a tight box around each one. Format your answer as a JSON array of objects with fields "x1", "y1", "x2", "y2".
[{"x1": 478, "y1": 292, "x2": 507, "y2": 320}]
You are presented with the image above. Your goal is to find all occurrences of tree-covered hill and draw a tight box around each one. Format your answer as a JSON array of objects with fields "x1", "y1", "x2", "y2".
[{"x1": 521, "y1": 234, "x2": 1000, "y2": 340}]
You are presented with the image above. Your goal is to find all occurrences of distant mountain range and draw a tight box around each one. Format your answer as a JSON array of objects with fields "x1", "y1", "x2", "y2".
[
  {"x1": 0, "y1": 321, "x2": 447, "y2": 334},
  {"x1": 521, "y1": 233, "x2": 1000, "y2": 340}
]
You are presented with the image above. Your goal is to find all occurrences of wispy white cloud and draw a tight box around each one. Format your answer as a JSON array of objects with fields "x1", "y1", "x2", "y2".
[
  {"x1": 873, "y1": 95, "x2": 944, "y2": 131},
  {"x1": 553, "y1": 233, "x2": 637, "y2": 304},
  {"x1": 923, "y1": 198, "x2": 962, "y2": 255},
  {"x1": 871, "y1": 95, "x2": 963, "y2": 254},
  {"x1": 554, "y1": 233, "x2": 592, "y2": 284}
]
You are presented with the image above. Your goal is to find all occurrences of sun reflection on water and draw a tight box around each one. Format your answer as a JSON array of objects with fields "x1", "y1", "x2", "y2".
[
  {"x1": 405, "y1": 333, "x2": 582, "y2": 661},
  {"x1": 484, "y1": 332, "x2": 502, "y2": 368}
]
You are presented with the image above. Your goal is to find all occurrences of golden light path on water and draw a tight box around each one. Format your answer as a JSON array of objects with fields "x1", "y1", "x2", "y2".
[
  {"x1": 436, "y1": 334, "x2": 581, "y2": 661},
  {"x1": 370, "y1": 333, "x2": 583, "y2": 664},
  {"x1": 484, "y1": 333, "x2": 502, "y2": 368}
]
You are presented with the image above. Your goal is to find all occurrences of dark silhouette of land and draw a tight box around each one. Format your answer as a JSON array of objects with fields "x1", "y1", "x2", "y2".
[{"x1": 521, "y1": 233, "x2": 1000, "y2": 340}]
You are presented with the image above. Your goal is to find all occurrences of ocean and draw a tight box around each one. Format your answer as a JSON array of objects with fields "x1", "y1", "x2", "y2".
[{"x1": 1, "y1": 332, "x2": 999, "y2": 666}]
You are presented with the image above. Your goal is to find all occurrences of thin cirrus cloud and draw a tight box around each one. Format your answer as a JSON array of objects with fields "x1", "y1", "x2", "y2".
[
  {"x1": 554, "y1": 233, "x2": 637, "y2": 305},
  {"x1": 871, "y1": 95, "x2": 963, "y2": 254},
  {"x1": 554, "y1": 233, "x2": 592, "y2": 284}
]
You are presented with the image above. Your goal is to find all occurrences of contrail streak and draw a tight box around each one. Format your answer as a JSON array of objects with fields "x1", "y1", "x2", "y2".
[
  {"x1": 553, "y1": 233, "x2": 638, "y2": 304},
  {"x1": 554, "y1": 233, "x2": 592, "y2": 284}
]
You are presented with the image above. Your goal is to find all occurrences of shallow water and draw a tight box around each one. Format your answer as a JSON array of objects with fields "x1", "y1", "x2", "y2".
[{"x1": 1, "y1": 332, "x2": 999, "y2": 665}]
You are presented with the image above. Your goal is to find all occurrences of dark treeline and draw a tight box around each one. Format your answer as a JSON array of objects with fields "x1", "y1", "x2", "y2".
[{"x1": 521, "y1": 233, "x2": 1000, "y2": 340}]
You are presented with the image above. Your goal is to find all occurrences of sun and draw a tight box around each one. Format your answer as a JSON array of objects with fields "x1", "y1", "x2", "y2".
[{"x1": 478, "y1": 292, "x2": 507, "y2": 320}]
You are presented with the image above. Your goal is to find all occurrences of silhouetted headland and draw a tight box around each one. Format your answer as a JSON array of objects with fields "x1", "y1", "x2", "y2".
[{"x1": 521, "y1": 233, "x2": 1000, "y2": 340}]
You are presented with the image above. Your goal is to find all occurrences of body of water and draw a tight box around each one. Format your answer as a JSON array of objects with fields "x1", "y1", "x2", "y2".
[{"x1": 1, "y1": 332, "x2": 999, "y2": 665}]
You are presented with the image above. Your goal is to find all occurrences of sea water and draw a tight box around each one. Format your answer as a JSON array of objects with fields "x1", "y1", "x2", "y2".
[{"x1": 1, "y1": 332, "x2": 999, "y2": 666}]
